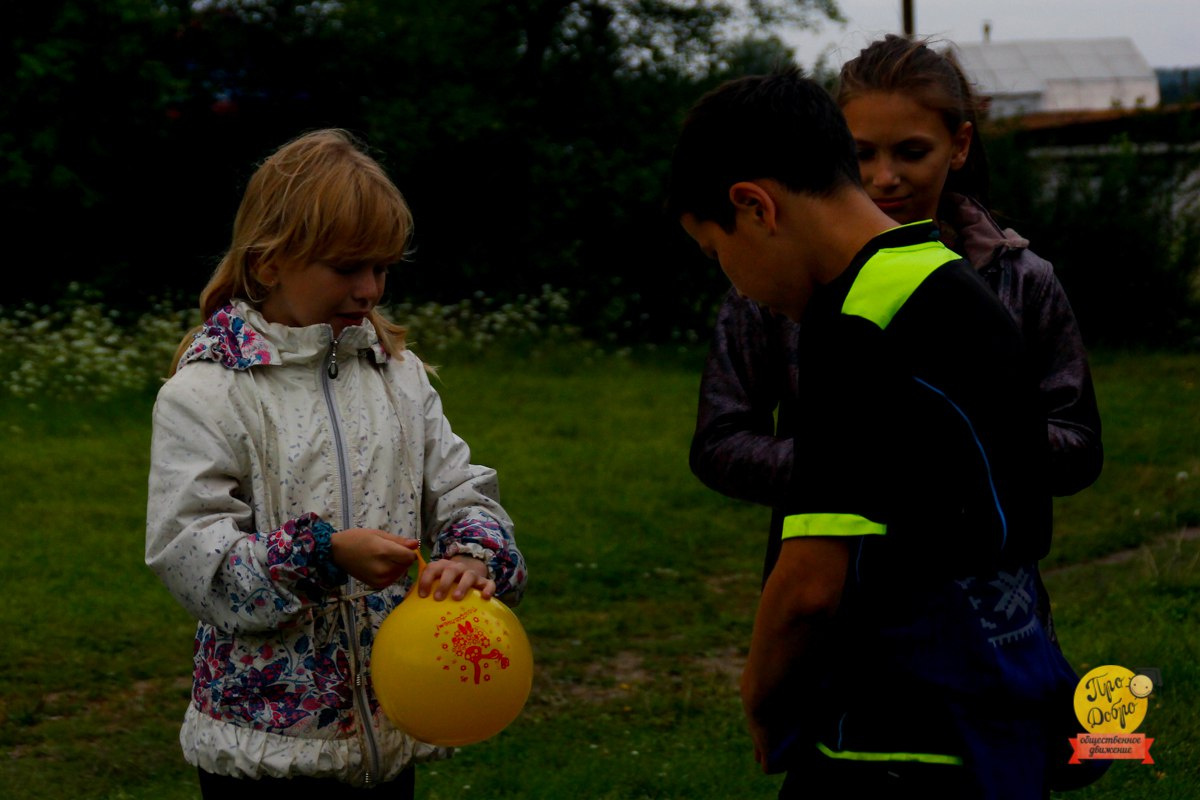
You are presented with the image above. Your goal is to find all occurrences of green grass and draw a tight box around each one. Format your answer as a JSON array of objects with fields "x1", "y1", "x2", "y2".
[
  {"x1": 1, "y1": 346, "x2": 1196, "y2": 798},
  {"x1": 1044, "y1": 533, "x2": 1200, "y2": 797},
  {"x1": 1047, "y1": 350, "x2": 1200, "y2": 566},
  {"x1": 0, "y1": 395, "x2": 199, "y2": 799}
]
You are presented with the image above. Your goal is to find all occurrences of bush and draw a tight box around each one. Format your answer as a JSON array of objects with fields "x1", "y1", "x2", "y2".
[
  {"x1": 0, "y1": 285, "x2": 585, "y2": 407},
  {"x1": 388, "y1": 285, "x2": 580, "y2": 356},
  {"x1": 0, "y1": 284, "x2": 193, "y2": 404},
  {"x1": 988, "y1": 123, "x2": 1200, "y2": 348}
]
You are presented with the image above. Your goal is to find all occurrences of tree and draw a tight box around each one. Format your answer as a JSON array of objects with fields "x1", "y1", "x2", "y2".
[
  {"x1": 1, "y1": 1, "x2": 188, "y2": 303},
  {"x1": 337, "y1": 0, "x2": 843, "y2": 337},
  {"x1": 3, "y1": 0, "x2": 845, "y2": 341},
  {"x1": 988, "y1": 121, "x2": 1200, "y2": 347}
]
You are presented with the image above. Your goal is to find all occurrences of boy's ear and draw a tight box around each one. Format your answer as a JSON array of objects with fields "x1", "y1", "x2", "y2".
[{"x1": 728, "y1": 181, "x2": 778, "y2": 232}]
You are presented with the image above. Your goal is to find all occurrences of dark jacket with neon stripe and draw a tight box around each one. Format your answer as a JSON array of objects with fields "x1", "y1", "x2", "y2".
[
  {"x1": 689, "y1": 198, "x2": 1102, "y2": 511},
  {"x1": 690, "y1": 202, "x2": 1102, "y2": 601},
  {"x1": 770, "y1": 223, "x2": 1076, "y2": 797},
  {"x1": 783, "y1": 221, "x2": 1050, "y2": 574}
]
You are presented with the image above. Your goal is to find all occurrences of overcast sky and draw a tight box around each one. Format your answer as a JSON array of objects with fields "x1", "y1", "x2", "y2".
[{"x1": 781, "y1": 0, "x2": 1199, "y2": 68}]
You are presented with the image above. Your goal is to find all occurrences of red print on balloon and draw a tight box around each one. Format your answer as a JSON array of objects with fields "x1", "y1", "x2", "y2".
[{"x1": 452, "y1": 621, "x2": 511, "y2": 684}]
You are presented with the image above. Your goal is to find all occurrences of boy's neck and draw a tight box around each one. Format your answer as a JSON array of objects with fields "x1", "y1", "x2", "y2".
[
  {"x1": 791, "y1": 188, "x2": 900, "y2": 286},
  {"x1": 743, "y1": 180, "x2": 912, "y2": 323}
]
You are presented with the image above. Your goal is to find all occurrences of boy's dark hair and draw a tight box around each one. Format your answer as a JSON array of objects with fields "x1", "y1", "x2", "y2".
[{"x1": 667, "y1": 68, "x2": 861, "y2": 230}]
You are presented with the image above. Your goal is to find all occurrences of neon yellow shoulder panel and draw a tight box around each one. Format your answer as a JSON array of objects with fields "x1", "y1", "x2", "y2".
[{"x1": 842, "y1": 241, "x2": 959, "y2": 329}]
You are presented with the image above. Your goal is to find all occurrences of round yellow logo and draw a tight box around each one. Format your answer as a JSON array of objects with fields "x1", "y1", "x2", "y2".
[{"x1": 1074, "y1": 665, "x2": 1149, "y2": 733}]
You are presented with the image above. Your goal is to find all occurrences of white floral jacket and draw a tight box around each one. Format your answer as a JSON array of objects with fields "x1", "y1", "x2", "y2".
[{"x1": 146, "y1": 301, "x2": 526, "y2": 786}]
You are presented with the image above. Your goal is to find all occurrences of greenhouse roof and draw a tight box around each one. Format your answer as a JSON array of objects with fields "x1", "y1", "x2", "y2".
[{"x1": 955, "y1": 38, "x2": 1155, "y2": 95}]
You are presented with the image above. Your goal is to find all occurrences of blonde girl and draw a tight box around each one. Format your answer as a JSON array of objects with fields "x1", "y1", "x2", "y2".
[{"x1": 147, "y1": 129, "x2": 526, "y2": 798}]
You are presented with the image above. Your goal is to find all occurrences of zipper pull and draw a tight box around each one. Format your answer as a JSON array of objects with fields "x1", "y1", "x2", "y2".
[{"x1": 326, "y1": 336, "x2": 339, "y2": 379}]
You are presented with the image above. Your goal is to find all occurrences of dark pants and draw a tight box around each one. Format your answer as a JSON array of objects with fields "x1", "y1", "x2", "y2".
[{"x1": 198, "y1": 767, "x2": 415, "y2": 799}]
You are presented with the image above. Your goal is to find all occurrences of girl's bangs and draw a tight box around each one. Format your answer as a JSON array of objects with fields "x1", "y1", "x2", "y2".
[{"x1": 298, "y1": 172, "x2": 412, "y2": 267}]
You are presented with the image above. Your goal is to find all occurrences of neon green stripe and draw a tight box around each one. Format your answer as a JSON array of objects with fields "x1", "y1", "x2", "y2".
[
  {"x1": 781, "y1": 513, "x2": 886, "y2": 539},
  {"x1": 817, "y1": 741, "x2": 964, "y2": 766},
  {"x1": 842, "y1": 241, "x2": 959, "y2": 329}
]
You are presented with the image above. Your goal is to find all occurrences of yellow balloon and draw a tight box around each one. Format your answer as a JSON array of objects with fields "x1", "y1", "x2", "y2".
[{"x1": 370, "y1": 587, "x2": 533, "y2": 747}]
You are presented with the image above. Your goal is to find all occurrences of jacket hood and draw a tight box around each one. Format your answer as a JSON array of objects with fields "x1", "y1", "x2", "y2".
[
  {"x1": 179, "y1": 301, "x2": 389, "y2": 371},
  {"x1": 939, "y1": 193, "x2": 1030, "y2": 272}
]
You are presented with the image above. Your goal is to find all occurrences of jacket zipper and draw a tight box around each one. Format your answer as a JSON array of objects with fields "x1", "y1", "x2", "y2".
[{"x1": 322, "y1": 334, "x2": 381, "y2": 787}]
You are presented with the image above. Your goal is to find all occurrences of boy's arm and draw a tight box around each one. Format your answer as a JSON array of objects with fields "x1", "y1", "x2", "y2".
[{"x1": 741, "y1": 535, "x2": 850, "y2": 772}]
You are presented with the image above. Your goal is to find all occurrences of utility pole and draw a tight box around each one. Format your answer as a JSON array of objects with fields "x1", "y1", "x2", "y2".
[{"x1": 903, "y1": 0, "x2": 915, "y2": 38}]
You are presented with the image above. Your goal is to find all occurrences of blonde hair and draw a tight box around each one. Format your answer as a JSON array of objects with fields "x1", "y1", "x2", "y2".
[{"x1": 171, "y1": 129, "x2": 412, "y2": 373}]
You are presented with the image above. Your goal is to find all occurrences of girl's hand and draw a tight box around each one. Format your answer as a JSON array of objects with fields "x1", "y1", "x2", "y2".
[
  {"x1": 418, "y1": 555, "x2": 496, "y2": 601},
  {"x1": 330, "y1": 529, "x2": 419, "y2": 589}
]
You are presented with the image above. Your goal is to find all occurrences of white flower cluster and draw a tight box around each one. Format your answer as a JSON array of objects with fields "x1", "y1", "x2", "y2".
[
  {"x1": 387, "y1": 284, "x2": 579, "y2": 355},
  {"x1": 0, "y1": 284, "x2": 193, "y2": 405},
  {"x1": 0, "y1": 284, "x2": 580, "y2": 407}
]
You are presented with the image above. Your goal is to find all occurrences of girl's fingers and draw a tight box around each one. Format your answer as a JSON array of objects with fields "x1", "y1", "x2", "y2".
[
  {"x1": 416, "y1": 561, "x2": 443, "y2": 597},
  {"x1": 414, "y1": 559, "x2": 494, "y2": 601},
  {"x1": 386, "y1": 540, "x2": 420, "y2": 564},
  {"x1": 451, "y1": 571, "x2": 496, "y2": 601},
  {"x1": 450, "y1": 570, "x2": 478, "y2": 601},
  {"x1": 475, "y1": 578, "x2": 497, "y2": 601},
  {"x1": 436, "y1": 567, "x2": 466, "y2": 601}
]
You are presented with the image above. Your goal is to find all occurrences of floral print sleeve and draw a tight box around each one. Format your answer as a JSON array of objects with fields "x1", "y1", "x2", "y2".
[
  {"x1": 433, "y1": 512, "x2": 527, "y2": 604},
  {"x1": 261, "y1": 514, "x2": 348, "y2": 601}
]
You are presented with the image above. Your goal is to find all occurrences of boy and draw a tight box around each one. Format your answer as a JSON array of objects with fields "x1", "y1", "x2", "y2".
[{"x1": 668, "y1": 70, "x2": 1079, "y2": 798}]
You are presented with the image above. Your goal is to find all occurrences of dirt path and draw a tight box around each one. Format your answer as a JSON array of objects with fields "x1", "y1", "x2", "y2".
[{"x1": 1043, "y1": 527, "x2": 1200, "y2": 576}]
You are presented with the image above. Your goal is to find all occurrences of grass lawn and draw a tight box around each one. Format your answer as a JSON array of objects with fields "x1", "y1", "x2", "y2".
[{"x1": 0, "y1": 346, "x2": 1196, "y2": 799}]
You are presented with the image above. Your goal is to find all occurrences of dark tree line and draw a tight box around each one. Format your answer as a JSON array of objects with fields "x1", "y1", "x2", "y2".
[
  {"x1": 3, "y1": 0, "x2": 836, "y2": 341},
  {"x1": 986, "y1": 110, "x2": 1200, "y2": 347},
  {"x1": 6, "y1": 1, "x2": 1194, "y2": 346}
]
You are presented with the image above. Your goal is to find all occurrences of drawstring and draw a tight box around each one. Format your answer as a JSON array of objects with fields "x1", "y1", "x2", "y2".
[
  {"x1": 305, "y1": 588, "x2": 381, "y2": 648},
  {"x1": 304, "y1": 567, "x2": 420, "y2": 646}
]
